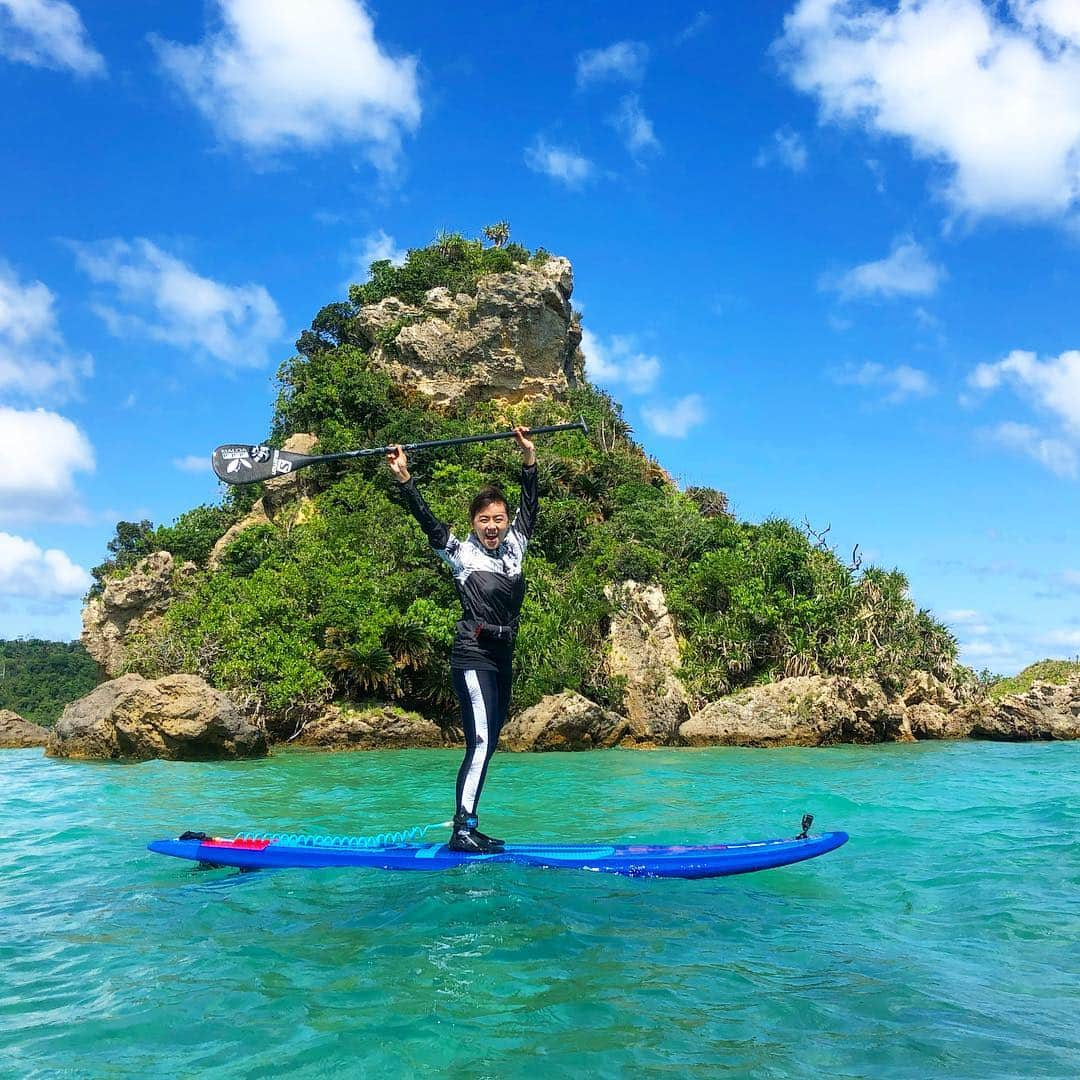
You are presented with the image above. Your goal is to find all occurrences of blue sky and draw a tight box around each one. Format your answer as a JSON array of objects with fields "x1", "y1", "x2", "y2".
[{"x1": 2, "y1": 0, "x2": 1080, "y2": 673}]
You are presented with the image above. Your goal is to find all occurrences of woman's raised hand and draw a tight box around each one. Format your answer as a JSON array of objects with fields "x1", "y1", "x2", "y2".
[
  {"x1": 386, "y1": 444, "x2": 411, "y2": 483},
  {"x1": 513, "y1": 426, "x2": 536, "y2": 466}
]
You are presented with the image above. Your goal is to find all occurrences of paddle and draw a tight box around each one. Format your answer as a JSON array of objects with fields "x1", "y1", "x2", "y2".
[{"x1": 211, "y1": 418, "x2": 589, "y2": 485}]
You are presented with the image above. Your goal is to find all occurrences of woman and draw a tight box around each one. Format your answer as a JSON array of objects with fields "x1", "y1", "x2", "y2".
[{"x1": 386, "y1": 427, "x2": 538, "y2": 853}]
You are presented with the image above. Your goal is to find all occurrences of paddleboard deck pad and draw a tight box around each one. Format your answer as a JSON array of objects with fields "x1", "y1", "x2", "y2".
[{"x1": 148, "y1": 830, "x2": 848, "y2": 879}]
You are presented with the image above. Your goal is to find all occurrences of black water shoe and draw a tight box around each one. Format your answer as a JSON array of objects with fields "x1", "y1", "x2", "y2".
[
  {"x1": 448, "y1": 828, "x2": 504, "y2": 854},
  {"x1": 450, "y1": 812, "x2": 504, "y2": 853}
]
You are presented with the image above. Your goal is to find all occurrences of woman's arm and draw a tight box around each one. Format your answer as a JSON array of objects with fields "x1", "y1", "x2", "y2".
[
  {"x1": 510, "y1": 426, "x2": 539, "y2": 543},
  {"x1": 387, "y1": 445, "x2": 453, "y2": 552}
]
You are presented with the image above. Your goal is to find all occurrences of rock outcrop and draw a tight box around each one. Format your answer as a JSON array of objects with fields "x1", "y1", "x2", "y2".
[
  {"x1": 905, "y1": 702, "x2": 971, "y2": 740},
  {"x1": 46, "y1": 674, "x2": 268, "y2": 761},
  {"x1": 680, "y1": 676, "x2": 912, "y2": 747},
  {"x1": 356, "y1": 258, "x2": 582, "y2": 407},
  {"x1": 604, "y1": 581, "x2": 690, "y2": 741},
  {"x1": 955, "y1": 677, "x2": 1080, "y2": 741},
  {"x1": 0, "y1": 710, "x2": 50, "y2": 748},
  {"x1": 81, "y1": 551, "x2": 197, "y2": 677},
  {"x1": 294, "y1": 704, "x2": 447, "y2": 750},
  {"x1": 902, "y1": 670, "x2": 959, "y2": 710},
  {"x1": 898, "y1": 670, "x2": 969, "y2": 739},
  {"x1": 502, "y1": 690, "x2": 651, "y2": 751},
  {"x1": 678, "y1": 671, "x2": 1080, "y2": 747},
  {"x1": 208, "y1": 501, "x2": 271, "y2": 568},
  {"x1": 209, "y1": 433, "x2": 321, "y2": 569}
]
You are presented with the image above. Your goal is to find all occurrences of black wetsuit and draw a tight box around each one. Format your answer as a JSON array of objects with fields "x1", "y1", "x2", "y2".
[{"x1": 399, "y1": 464, "x2": 538, "y2": 821}]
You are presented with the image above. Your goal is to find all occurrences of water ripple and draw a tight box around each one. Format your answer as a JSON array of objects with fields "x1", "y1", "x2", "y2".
[{"x1": 0, "y1": 743, "x2": 1077, "y2": 1078}]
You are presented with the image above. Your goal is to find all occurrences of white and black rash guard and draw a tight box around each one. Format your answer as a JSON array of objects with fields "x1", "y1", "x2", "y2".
[{"x1": 399, "y1": 464, "x2": 539, "y2": 671}]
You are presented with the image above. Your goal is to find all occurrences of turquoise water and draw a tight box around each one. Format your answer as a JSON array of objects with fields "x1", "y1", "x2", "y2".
[{"x1": 1, "y1": 743, "x2": 1077, "y2": 1079}]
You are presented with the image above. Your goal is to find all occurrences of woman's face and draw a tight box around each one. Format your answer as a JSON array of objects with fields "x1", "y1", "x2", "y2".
[{"x1": 472, "y1": 501, "x2": 509, "y2": 550}]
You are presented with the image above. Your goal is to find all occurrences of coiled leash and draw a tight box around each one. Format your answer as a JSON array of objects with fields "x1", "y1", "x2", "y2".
[{"x1": 231, "y1": 819, "x2": 454, "y2": 849}]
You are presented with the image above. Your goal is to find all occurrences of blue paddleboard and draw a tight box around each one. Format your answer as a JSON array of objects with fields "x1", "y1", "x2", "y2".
[{"x1": 147, "y1": 830, "x2": 848, "y2": 879}]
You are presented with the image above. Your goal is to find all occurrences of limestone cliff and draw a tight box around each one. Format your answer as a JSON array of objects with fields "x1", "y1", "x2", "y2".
[
  {"x1": 956, "y1": 677, "x2": 1080, "y2": 741},
  {"x1": 677, "y1": 671, "x2": 1080, "y2": 747},
  {"x1": 81, "y1": 552, "x2": 197, "y2": 677},
  {"x1": 604, "y1": 581, "x2": 690, "y2": 741},
  {"x1": 356, "y1": 257, "x2": 582, "y2": 407}
]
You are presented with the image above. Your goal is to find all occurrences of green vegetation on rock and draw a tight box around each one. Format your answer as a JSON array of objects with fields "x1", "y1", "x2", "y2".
[
  {"x1": 349, "y1": 230, "x2": 540, "y2": 307},
  {"x1": 0, "y1": 640, "x2": 102, "y2": 727},
  {"x1": 89, "y1": 502, "x2": 249, "y2": 596},
  {"x1": 91, "y1": 231, "x2": 966, "y2": 737},
  {"x1": 986, "y1": 658, "x2": 1080, "y2": 700}
]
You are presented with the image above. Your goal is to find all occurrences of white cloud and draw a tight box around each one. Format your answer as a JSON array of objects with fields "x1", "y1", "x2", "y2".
[
  {"x1": 831, "y1": 361, "x2": 934, "y2": 403},
  {"x1": 575, "y1": 41, "x2": 648, "y2": 89},
  {"x1": 828, "y1": 238, "x2": 945, "y2": 300},
  {"x1": 944, "y1": 608, "x2": 1039, "y2": 672},
  {"x1": 958, "y1": 637, "x2": 1031, "y2": 672},
  {"x1": 968, "y1": 349, "x2": 1080, "y2": 434},
  {"x1": 153, "y1": 0, "x2": 420, "y2": 169},
  {"x1": 0, "y1": 406, "x2": 94, "y2": 522},
  {"x1": 71, "y1": 238, "x2": 285, "y2": 369},
  {"x1": 1014, "y1": 1, "x2": 1080, "y2": 50},
  {"x1": 581, "y1": 329, "x2": 660, "y2": 394},
  {"x1": 1041, "y1": 627, "x2": 1080, "y2": 648},
  {"x1": 674, "y1": 11, "x2": 712, "y2": 45},
  {"x1": 967, "y1": 348, "x2": 1080, "y2": 476},
  {"x1": 0, "y1": 0, "x2": 104, "y2": 75},
  {"x1": 942, "y1": 608, "x2": 990, "y2": 636},
  {"x1": 524, "y1": 137, "x2": 593, "y2": 188},
  {"x1": 984, "y1": 420, "x2": 1078, "y2": 478},
  {"x1": 0, "y1": 260, "x2": 92, "y2": 401},
  {"x1": 945, "y1": 608, "x2": 982, "y2": 623},
  {"x1": 173, "y1": 454, "x2": 209, "y2": 473},
  {"x1": 345, "y1": 229, "x2": 406, "y2": 285},
  {"x1": 0, "y1": 262, "x2": 54, "y2": 344},
  {"x1": 642, "y1": 394, "x2": 707, "y2": 438},
  {"x1": 865, "y1": 157, "x2": 886, "y2": 193},
  {"x1": 776, "y1": 0, "x2": 1080, "y2": 222},
  {"x1": 755, "y1": 127, "x2": 808, "y2": 172},
  {"x1": 0, "y1": 530, "x2": 90, "y2": 597},
  {"x1": 914, "y1": 306, "x2": 943, "y2": 332},
  {"x1": 610, "y1": 95, "x2": 661, "y2": 157}
]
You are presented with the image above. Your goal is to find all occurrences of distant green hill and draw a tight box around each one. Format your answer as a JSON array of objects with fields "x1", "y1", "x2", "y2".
[
  {"x1": 89, "y1": 230, "x2": 965, "y2": 738},
  {"x1": 0, "y1": 640, "x2": 102, "y2": 728},
  {"x1": 988, "y1": 658, "x2": 1080, "y2": 700}
]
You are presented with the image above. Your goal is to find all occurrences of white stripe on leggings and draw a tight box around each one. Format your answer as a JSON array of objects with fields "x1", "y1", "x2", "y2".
[{"x1": 461, "y1": 669, "x2": 489, "y2": 814}]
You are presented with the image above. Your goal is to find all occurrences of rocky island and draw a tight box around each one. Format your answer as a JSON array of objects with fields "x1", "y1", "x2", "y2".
[{"x1": 29, "y1": 231, "x2": 1079, "y2": 761}]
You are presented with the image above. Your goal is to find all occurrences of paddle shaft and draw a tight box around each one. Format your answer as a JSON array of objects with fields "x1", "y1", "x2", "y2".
[
  {"x1": 301, "y1": 418, "x2": 587, "y2": 465},
  {"x1": 211, "y1": 418, "x2": 589, "y2": 483}
]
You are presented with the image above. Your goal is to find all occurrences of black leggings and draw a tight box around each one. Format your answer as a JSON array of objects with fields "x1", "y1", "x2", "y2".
[{"x1": 452, "y1": 662, "x2": 511, "y2": 818}]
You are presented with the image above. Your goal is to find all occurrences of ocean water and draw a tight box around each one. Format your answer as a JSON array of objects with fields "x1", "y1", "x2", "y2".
[{"x1": 1, "y1": 742, "x2": 1077, "y2": 1079}]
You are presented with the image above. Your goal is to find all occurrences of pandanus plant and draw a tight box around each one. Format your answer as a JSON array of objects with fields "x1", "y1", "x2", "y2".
[{"x1": 318, "y1": 629, "x2": 396, "y2": 696}]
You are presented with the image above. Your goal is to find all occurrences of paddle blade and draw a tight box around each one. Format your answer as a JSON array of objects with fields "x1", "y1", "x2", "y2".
[{"x1": 211, "y1": 445, "x2": 310, "y2": 485}]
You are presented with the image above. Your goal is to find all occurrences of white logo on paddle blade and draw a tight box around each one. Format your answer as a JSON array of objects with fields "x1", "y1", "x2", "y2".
[{"x1": 272, "y1": 457, "x2": 292, "y2": 475}]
